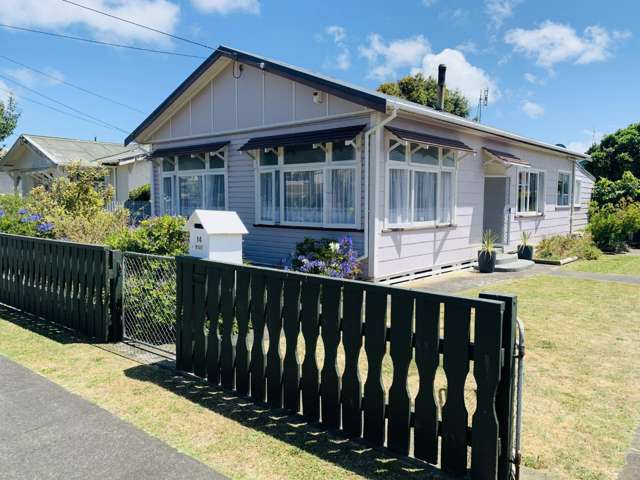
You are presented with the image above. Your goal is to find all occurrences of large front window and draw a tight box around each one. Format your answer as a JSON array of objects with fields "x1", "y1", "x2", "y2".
[
  {"x1": 256, "y1": 140, "x2": 359, "y2": 227},
  {"x1": 517, "y1": 169, "x2": 544, "y2": 214},
  {"x1": 386, "y1": 139, "x2": 457, "y2": 227},
  {"x1": 161, "y1": 147, "x2": 226, "y2": 217}
]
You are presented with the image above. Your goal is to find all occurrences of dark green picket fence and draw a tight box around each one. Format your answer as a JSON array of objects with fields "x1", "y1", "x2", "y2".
[
  {"x1": 176, "y1": 256, "x2": 517, "y2": 480},
  {"x1": 0, "y1": 233, "x2": 119, "y2": 342}
]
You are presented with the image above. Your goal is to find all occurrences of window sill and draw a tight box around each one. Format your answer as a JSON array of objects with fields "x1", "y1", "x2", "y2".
[
  {"x1": 555, "y1": 205, "x2": 570, "y2": 210},
  {"x1": 253, "y1": 223, "x2": 363, "y2": 233},
  {"x1": 514, "y1": 212, "x2": 544, "y2": 218},
  {"x1": 382, "y1": 223, "x2": 457, "y2": 233}
]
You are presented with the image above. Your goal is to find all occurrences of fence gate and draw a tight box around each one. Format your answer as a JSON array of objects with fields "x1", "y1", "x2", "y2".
[{"x1": 122, "y1": 252, "x2": 177, "y2": 358}]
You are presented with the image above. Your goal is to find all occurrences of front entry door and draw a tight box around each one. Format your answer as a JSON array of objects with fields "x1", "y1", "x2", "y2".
[{"x1": 483, "y1": 177, "x2": 510, "y2": 245}]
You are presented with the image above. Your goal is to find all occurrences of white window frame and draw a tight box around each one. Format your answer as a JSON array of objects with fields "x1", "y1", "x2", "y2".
[
  {"x1": 574, "y1": 178, "x2": 582, "y2": 207},
  {"x1": 557, "y1": 170, "x2": 571, "y2": 207},
  {"x1": 254, "y1": 139, "x2": 361, "y2": 229},
  {"x1": 160, "y1": 146, "x2": 228, "y2": 216},
  {"x1": 516, "y1": 167, "x2": 545, "y2": 215},
  {"x1": 384, "y1": 135, "x2": 458, "y2": 228}
]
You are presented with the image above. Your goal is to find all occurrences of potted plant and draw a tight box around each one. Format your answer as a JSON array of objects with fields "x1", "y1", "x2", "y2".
[
  {"x1": 517, "y1": 231, "x2": 534, "y2": 260},
  {"x1": 478, "y1": 230, "x2": 498, "y2": 273}
]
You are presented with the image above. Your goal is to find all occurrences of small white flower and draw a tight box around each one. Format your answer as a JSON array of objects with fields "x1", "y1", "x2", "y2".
[{"x1": 329, "y1": 242, "x2": 339, "y2": 253}]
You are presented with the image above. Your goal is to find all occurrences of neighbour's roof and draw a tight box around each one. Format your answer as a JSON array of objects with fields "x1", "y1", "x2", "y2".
[
  {"x1": 97, "y1": 144, "x2": 150, "y2": 166},
  {"x1": 1, "y1": 134, "x2": 135, "y2": 168},
  {"x1": 239, "y1": 125, "x2": 366, "y2": 151},
  {"x1": 126, "y1": 45, "x2": 589, "y2": 160}
]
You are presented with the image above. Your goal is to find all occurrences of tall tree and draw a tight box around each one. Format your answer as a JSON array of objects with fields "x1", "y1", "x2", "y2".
[
  {"x1": 377, "y1": 73, "x2": 471, "y2": 118},
  {"x1": 0, "y1": 96, "x2": 20, "y2": 149},
  {"x1": 586, "y1": 123, "x2": 640, "y2": 180}
]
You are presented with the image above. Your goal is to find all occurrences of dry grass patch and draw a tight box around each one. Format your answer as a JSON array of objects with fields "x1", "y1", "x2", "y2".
[{"x1": 461, "y1": 275, "x2": 640, "y2": 480}]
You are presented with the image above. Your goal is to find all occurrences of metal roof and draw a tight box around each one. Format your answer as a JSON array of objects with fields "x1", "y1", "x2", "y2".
[
  {"x1": 0, "y1": 134, "x2": 136, "y2": 169},
  {"x1": 386, "y1": 126, "x2": 474, "y2": 152},
  {"x1": 151, "y1": 141, "x2": 229, "y2": 158},
  {"x1": 239, "y1": 124, "x2": 366, "y2": 151},
  {"x1": 97, "y1": 145, "x2": 150, "y2": 166},
  {"x1": 483, "y1": 147, "x2": 530, "y2": 166},
  {"x1": 126, "y1": 45, "x2": 589, "y2": 161}
]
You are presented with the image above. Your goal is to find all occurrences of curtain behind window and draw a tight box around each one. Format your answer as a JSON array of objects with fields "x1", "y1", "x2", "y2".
[
  {"x1": 389, "y1": 169, "x2": 409, "y2": 224},
  {"x1": 413, "y1": 171, "x2": 437, "y2": 222},
  {"x1": 284, "y1": 170, "x2": 323, "y2": 223},
  {"x1": 179, "y1": 175, "x2": 202, "y2": 217},
  {"x1": 205, "y1": 174, "x2": 225, "y2": 210},
  {"x1": 330, "y1": 169, "x2": 355, "y2": 224}
]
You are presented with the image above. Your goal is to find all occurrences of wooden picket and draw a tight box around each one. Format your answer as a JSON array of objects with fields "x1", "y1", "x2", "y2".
[
  {"x1": 0, "y1": 233, "x2": 115, "y2": 341},
  {"x1": 175, "y1": 257, "x2": 515, "y2": 480}
]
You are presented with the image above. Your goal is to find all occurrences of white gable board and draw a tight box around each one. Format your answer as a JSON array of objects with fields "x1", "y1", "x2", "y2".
[{"x1": 149, "y1": 62, "x2": 366, "y2": 143}]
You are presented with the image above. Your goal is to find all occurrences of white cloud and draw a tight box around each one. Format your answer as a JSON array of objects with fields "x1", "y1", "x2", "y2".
[
  {"x1": 505, "y1": 21, "x2": 628, "y2": 69},
  {"x1": 521, "y1": 100, "x2": 544, "y2": 118},
  {"x1": 485, "y1": 0, "x2": 521, "y2": 29},
  {"x1": 3, "y1": 68, "x2": 64, "y2": 88},
  {"x1": 325, "y1": 25, "x2": 346, "y2": 43},
  {"x1": 0, "y1": 0, "x2": 181, "y2": 45},
  {"x1": 524, "y1": 72, "x2": 544, "y2": 85},
  {"x1": 567, "y1": 129, "x2": 604, "y2": 153},
  {"x1": 456, "y1": 40, "x2": 478, "y2": 54},
  {"x1": 320, "y1": 25, "x2": 351, "y2": 71},
  {"x1": 414, "y1": 48, "x2": 501, "y2": 103},
  {"x1": 0, "y1": 80, "x2": 14, "y2": 104},
  {"x1": 190, "y1": 0, "x2": 259, "y2": 14},
  {"x1": 422, "y1": 0, "x2": 437, "y2": 6},
  {"x1": 359, "y1": 33, "x2": 430, "y2": 80}
]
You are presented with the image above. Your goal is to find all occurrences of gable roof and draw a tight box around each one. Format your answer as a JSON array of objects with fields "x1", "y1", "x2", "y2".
[
  {"x1": 0, "y1": 134, "x2": 135, "y2": 169},
  {"x1": 126, "y1": 45, "x2": 589, "y2": 160}
]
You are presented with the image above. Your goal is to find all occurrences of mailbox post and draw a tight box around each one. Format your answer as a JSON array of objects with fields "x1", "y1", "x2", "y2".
[{"x1": 186, "y1": 210, "x2": 248, "y2": 264}]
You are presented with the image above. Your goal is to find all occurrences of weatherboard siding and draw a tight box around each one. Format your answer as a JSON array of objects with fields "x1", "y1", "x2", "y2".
[
  {"x1": 150, "y1": 63, "x2": 367, "y2": 143},
  {"x1": 152, "y1": 114, "x2": 371, "y2": 266}
]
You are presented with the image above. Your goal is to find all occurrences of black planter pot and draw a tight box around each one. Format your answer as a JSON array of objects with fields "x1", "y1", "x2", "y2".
[
  {"x1": 518, "y1": 245, "x2": 534, "y2": 260},
  {"x1": 477, "y1": 250, "x2": 497, "y2": 273}
]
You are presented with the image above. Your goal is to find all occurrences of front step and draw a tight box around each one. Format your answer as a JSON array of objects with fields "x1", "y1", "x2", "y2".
[
  {"x1": 495, "y1": 253, "x2": 518, "y2": 265},
  {"x1": 494, "y1": 259, "x2": 535, "y2": 272}
]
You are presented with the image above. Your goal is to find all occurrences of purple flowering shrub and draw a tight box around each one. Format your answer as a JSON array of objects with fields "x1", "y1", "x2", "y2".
[
  {"x1": 0, "y1": 195, "x2": 54, "y2": 238},
  {"x1": 290, "y1": 236, "x2": 360, "y2": 279}
]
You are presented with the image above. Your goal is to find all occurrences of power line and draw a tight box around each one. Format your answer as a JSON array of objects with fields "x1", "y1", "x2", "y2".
[
  {"x1": 0, "y1": 85, "x2": 126, "y2": 133},
  {"x1": 0, "y1": 24, "x2": 206, "y2": 59},
  {"x1": 0, "y1": 72, "x2": 128, "y2": 133},
  {"x1": 60, "y1": 0, "x2": 214, "y2": 50},
  {"x1": 0, "y1": 55, "x2": 146, "y2": 115}
]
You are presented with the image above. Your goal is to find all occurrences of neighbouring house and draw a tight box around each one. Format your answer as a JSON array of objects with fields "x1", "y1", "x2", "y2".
[
  {"x1": 125, "y1": 45, "x2": 594, "y2": 282},
  {"x1": 0, "y1": 148, "x2": 12, "y2": 194},
  {"x1": 0, "y1": 134, "x2": 151, "y2": 203},
  {"x1": 97, "y1": 144, "x2": 151, "y2": 204}
]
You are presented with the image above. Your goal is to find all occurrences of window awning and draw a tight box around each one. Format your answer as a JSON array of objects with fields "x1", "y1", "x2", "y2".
[
  {"x1": 483, "y1": 147, "x2": 530, "y2": 167},
  {"x1": 386, "y1": 126, "x2": 474, "y2": 153},
  {"x1": 151, "y1": 141, "x2": 229, "y2": 158},
  {"x1": 238, "y1": 124, "x2": 366, "y2": 151}
]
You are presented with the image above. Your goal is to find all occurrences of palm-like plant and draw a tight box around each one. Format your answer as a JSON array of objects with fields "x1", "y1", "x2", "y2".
[
  {"x1": 481, "y1": 229, "x2": 497, "y2": 253},
  {"x1": 520, "y1": 230, "x2": 531, "y2": 247}
]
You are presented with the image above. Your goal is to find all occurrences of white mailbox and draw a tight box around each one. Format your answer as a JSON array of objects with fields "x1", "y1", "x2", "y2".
[{"x1": 187, "y1": 210, "x2": 248, "y2": 264}]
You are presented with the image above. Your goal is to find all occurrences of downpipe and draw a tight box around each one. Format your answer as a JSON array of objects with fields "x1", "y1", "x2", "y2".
[{"x1": 512, "y1": 317, "x2": 526, "y2": 480}]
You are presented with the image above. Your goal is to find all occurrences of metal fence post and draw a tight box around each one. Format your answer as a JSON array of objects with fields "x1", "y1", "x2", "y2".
[
  {"x1": 107, "y1": 250, "x2": 123, "y2": 342},
  {"x1": 480, "y1": 292, "x2": 517, "y2": 480}
]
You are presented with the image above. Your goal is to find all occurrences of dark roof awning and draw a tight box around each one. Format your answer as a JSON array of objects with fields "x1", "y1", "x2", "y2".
[
  {"x1": 483, "y1": 147, "x2": 530, "y2": 167},
  {"x1": 239, "y1": 124, "x2": 366, "y2": 151},
  {"x1": 151, "y1": 141, "x2": 229, "y2": 158},
  {"x1": 386, "y1": 126, "x2": 474, "y2": 153}
]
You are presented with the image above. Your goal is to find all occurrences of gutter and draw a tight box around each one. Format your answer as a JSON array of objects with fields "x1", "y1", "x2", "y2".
[{"x1": 359, "y1": 107, "x2": 398, "y2": 277}]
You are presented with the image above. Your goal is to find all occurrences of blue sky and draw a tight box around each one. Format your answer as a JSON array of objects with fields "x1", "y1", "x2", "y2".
[{"x1": 0, "y1": 0, "x2": 637, "y2": 153}]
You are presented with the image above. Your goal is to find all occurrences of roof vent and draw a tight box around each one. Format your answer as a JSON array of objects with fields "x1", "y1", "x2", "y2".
[{"x1": 436, "y1": 64, "x2": 446, "y2": 111}]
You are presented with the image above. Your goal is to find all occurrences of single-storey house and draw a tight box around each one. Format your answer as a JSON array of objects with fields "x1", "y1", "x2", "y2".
[
  {"x1": 125, "y1": 45, "x2": 594, "y2": 282},
  {"x1": 0, "y1": 134, "x2": 152, "y2": 204},
  {"x1": 97, "y1": 144, "x2": 151, "y2": 204}
]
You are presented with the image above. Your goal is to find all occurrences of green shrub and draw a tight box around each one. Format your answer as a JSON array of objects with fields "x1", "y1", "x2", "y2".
[
  {"x1": 107, "y1": 215, "x2": 188, "y2": 256},
  {"x1": 128, "y1": 184, "x2": 150, "y2": 201},
  {"x1": 588, "y1": 202, "x2": 640, "y2": 252},
  {"x1": 535, "y1": 233, "x2": 601, "y2": 260},
  {"x1": 0, "y1": 194, "x2": 54, "y2": 238},
  {"x1": 592, "y1": 171, "x2": 640, "y2": 207}
]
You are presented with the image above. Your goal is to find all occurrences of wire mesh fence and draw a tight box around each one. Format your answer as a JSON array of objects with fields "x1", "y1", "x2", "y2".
[{"x1": 122, "y1": 252, "x2": 177, "y2": 359}]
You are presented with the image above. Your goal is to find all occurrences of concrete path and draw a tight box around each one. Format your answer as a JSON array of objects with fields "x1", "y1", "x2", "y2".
[
  {"x1": 0, "y1": 355, "x2": 226, "y2": 480},
  {"x1": 550, "y1": 269, "x2": 640, "y2": 285},
  {"x1": 619, "y1": 427, "x2": 640, "y2": 480}
]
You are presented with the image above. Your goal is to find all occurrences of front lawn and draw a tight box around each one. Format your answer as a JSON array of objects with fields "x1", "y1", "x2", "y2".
[
  {"x1": 462, "y1": 275, "x2": 640, "y2": 480},
  {"x1": 565, "y1": 254, "x2": 640, "y2": 276}
]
